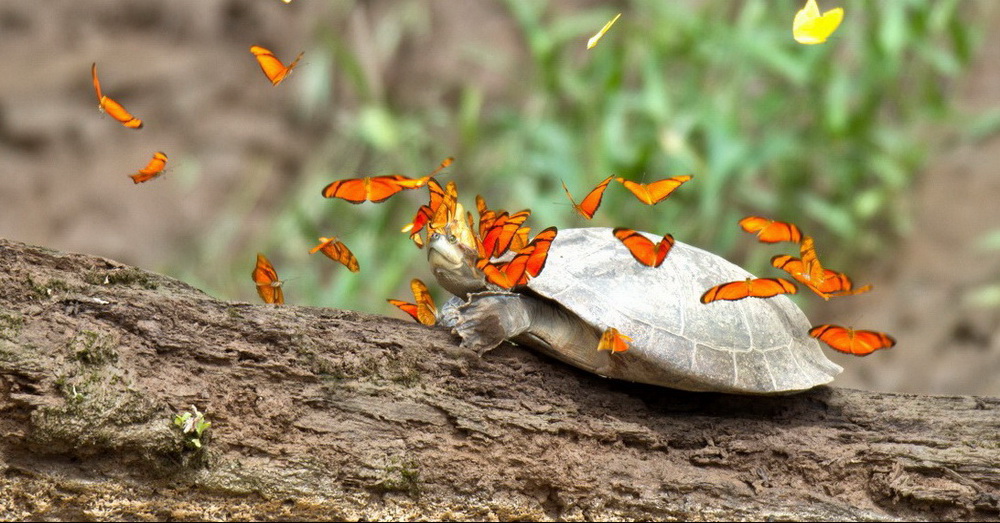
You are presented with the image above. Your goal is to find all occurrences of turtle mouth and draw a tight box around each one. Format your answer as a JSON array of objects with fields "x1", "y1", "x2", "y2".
[{"x1": 426, "y1": 234, "x2": 465, "y2": 272}]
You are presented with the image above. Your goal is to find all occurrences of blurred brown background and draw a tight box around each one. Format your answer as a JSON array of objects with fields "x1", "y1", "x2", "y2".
[{"x1": 2, "y1": 1, "x2": 999, "y2": 395}]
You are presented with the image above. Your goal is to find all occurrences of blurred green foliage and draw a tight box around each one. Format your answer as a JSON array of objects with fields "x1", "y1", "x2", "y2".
[{"x1": 175, "y1": 0, "x2": 984, "y2": 315}]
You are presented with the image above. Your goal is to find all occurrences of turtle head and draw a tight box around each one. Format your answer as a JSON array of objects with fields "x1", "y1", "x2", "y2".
[{"x1": 426, "y1": 203, "x2": 486, "y2": 297}]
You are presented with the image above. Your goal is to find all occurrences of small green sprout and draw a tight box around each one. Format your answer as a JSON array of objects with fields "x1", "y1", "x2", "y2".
[{"x1": 174, "y1": 405, "x2": 211, "y2": 449}]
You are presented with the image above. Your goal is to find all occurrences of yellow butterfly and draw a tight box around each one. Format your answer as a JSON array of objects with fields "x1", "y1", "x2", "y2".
[
  {"x1": 793, "y1": 0, "x2": 843, "y2": 45},
  {"x1": 587, "y1": 13, "x2": 621, "y2": 50}
]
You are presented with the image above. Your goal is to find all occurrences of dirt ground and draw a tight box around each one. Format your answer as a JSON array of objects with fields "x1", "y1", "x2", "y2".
[{"x1": 1, "y1": 1, "x2": 999, "y2": 396}]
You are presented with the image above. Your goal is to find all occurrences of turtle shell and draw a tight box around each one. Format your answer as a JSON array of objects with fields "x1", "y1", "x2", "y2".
[{"x1": 523, "y1": 228, "x2": 841, "y2": 394}]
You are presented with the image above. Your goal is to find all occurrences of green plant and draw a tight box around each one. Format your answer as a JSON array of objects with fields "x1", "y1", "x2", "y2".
[{"x1": 174, "y1": 405, "x2": 212, "y2": 449}]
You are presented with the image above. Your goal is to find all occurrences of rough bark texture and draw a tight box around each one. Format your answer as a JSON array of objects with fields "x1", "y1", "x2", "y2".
[{"x1": 1, "y1": 238, "x2": 998, "y2": 521}]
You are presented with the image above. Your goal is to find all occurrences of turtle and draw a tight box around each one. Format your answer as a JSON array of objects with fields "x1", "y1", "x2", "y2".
[{"x1": 426, "y1": 213, "x2": 842, "y2": 394}]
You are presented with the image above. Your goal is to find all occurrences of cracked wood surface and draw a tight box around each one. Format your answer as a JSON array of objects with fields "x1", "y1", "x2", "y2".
[{"x1": 0, "y1": 238, "x2": 998, "y2": 521}]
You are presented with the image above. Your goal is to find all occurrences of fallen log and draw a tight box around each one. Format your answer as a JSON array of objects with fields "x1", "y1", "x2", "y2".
[{"x1": 0, "y1": 238, "x2": 997, "y2": 520}]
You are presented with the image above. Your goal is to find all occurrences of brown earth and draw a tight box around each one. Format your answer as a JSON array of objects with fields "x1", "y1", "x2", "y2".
[{"x1": 0, "y1": 1, "x2": 998, "y2": 395}]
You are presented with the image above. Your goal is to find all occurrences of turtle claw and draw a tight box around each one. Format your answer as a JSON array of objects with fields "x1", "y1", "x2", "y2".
[{"x1": 452, "y1": 292, "x2": 531, "y2": 356}]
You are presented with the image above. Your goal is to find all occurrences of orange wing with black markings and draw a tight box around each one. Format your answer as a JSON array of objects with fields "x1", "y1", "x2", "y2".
[
  {"x1": 250, "y1": 45, "x2": 304, "y2": 86},
  {"x1": 739, "y1": 216, "x2": 803, "y2": 244},
  {"x1": 809, "y1": 324, "x2": 895, "y2": 356},
  {"x1": 309, "y1": 236, "x2": 360, "y2": 272},
  {"x1": 597, "y1": 327, "x2": 631, "y2": 353},
  {"x1": 130, "y1": 152, "x2": 168, "y2": 184},
  {"x1": 771, "y1": 238, "x2": 872, "y2": 300},
  {"x1": 773, "y1": 254, "x2": 870, "y2": 297},
  {"x1": 562, "y1": 176, "x2": 613, "y2": 219},
  {"x1": 91, "y1": 63, "x2": 143, "y2": 129},
  {"x1": 428, "y1": 181, "x2": 460, "y2": 231},
  {"x1": 615, "y1": 175, "x2": 692, "y2": 205},
  {"x1": 700, "y1": 277, "x2": 797, "y2": 304},
  {"x1": 322, "y1": 175, "x2": 429, "y2": 204},
  {"x1": 387, "y1": 279, "x2": 437, "y2": 326},
  {"x1": 480, "y1": 210, "x2": 531, "y2": 258},
  {"x1": 613, "y1": 228, "x2": 674, "y2": 268},
  {"x1": 478, "y1": 227, "x2": 558, "y2": 289},
  {"x1": 251, "y1": 253, "x2": 284, "y2": 305}
]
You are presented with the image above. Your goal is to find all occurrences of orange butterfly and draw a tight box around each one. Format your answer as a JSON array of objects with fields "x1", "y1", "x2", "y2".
[
  {"x1": 480, "y1": 210, "x2": 532, "y2": 258},
  {"x1": 322, "y1": 175, "x2": 429, "y2": 204},
  {"x1": 309, "y1": 236, "x2": 360, "y2": 272},
  {"x1": 616, "y1": 175, "x2": 692, "y2": 205},
  {"x1": 130, "y1": 152, "x2": 168, "y2": 184},
  {"x1": 597, "y1": 326, "x2": 631, "y2": 353},
  {"x1": 250, "y1": 45, "x2": 304, "y2": 86},
  {"x1": 479, "y1": 227, "x2": 558, "y2": 289},
  {"x1": 251, "y1": 253, "x2": 284, "y2": 304},
  {"x1": 562, "y1": 176, "x2": 613, "y2": 219},
  {"x1": 700, "y1": 277, "x2": 797, "y2": 304},
  {"x1": 771, "y1": 237, "x2": 872, "y2": 300},
  {"x1": 326, "y1": 157, "x2": 453, "y2": 205},
  {"x1": 91, "y1": 63, "x2": 143, "y2": 129},
  {"x1": 401, "y1": 178, "x2": 454, "y2": 246},
  {"x1": 427, "y1": 181, "x2": 460, "y2": 232},
  {"x1": 476, "y1": 195, "x2": 498, "y2": 238},
  {"x1": 809, "y1": 325, "x2": 896, "y2": 356},
  {"x1": 738, "y1": 216, "x2": 803, "y2": 244},
  {"x1": 771, "y1": 254, "x2": 870, "y2": 297},
  {"x1": 387, "y1": 279, "x2": 437, "y2": 326},
  {"x1": 613, "y1": 228, "x2": 674, "y2": 268}
]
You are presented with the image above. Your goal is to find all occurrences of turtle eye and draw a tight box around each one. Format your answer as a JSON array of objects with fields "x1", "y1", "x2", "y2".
[{"x1": 446, "y1": 234, "x2": 458, "y2": 244}]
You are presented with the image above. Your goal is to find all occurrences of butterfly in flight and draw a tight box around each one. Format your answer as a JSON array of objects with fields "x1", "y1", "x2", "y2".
[
  {"x1": 562, "y1": 176, "x2": 613, "y2": 220},
  {"x1": 809, "y1": 324, "x2": 895, "y2": 356},
  {"x1": 587, "y1": 13, "x2": 621, "y2": 50},
  {"x1": 91, "y1": 63, "x2": 143, "y2": 129},
  {"x1": 309, "y1": 236, "x2": 360, "y2": 272},
  {"x1": 616, "y1": 175, "x2": 692, "y2": 205},
  {"x1": 252, "y1": 253, "x2": 284, "y2": 304},
  {"x1": 130, "y1": 152, "x2": 168, "y2": 184},
  {"x1": 324, "y1": 157, "x2": 453, "y2": 205},
  {"x1": 250, "y1": 45, "x2": 304, "y2": 85},
  {"x1": 793, "y1": 0, "x2": 844, "y2": 45},
  {"x1": 738, "y1": 216, "x2": 803, "y2": 244}
]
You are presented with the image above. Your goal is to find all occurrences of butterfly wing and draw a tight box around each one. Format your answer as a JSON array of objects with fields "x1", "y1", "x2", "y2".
[
  {"x1": 793, "y1": 0, "x2": 844, "y2": 45},
  {"x1": 739, "y1": 216, "x2": 803, "y2": 243},
  {"x1": 310, "y1": 237, "x2": 360, "y2": 272},
  {"x1": 252, "y1": 253, "x2": 284, "y2": 304},
  {"x1": 410, "y1": 278, "x2": 437, "y2": 326},
  {"x1": 809, "y1": 324, "x2": 895, "y2": 356},
  {"x1": 702, "y1": 278, "x2": 797, "y2": 303},
  {"x1": 250, "y1": 45, "x2": 303, "y2": 85},
  {"x1": 481, "y1": 210, "x2": 531, "y2": 257},
  {"x1": 130, "y1": 152, "x2": 168, "y2": 184},
  {"x1": 613, "y1": 228, "x2": 673, "y2": 267},
  {"x1": 616, "y1": 175, "x2": 692, "y2": 205},
  {"x1": 388, "y1": 299, "x2": 420, "y2": 322},
  {"x1": 597, "y1": 326, "x2": 632, "y2": 352},
  {"x1": 563, "y1": 175, "x2": 612, "y2": 219},
  {"x1": 92, "y1": 63, "x2": 142, "y2": 129}
]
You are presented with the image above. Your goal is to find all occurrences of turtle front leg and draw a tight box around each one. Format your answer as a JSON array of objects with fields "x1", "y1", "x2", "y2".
[{"x1": 451, "y1": 291, "x2": 533, "y2": 355}]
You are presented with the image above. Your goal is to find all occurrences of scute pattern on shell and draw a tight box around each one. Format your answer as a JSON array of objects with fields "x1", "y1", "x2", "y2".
[{"x1": 526, "y1": 228, "x2": 841, "y2": 393}]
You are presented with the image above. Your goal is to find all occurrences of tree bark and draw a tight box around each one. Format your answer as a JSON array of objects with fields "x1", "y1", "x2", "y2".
[{"x1": 0, "y1": 238, "x2": 997, "y2": 521}]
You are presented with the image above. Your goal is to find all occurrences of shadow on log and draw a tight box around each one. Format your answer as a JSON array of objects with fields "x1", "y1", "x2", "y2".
[{"x1": 1, "y1": 238, "x2": 998, "y2": 520}]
